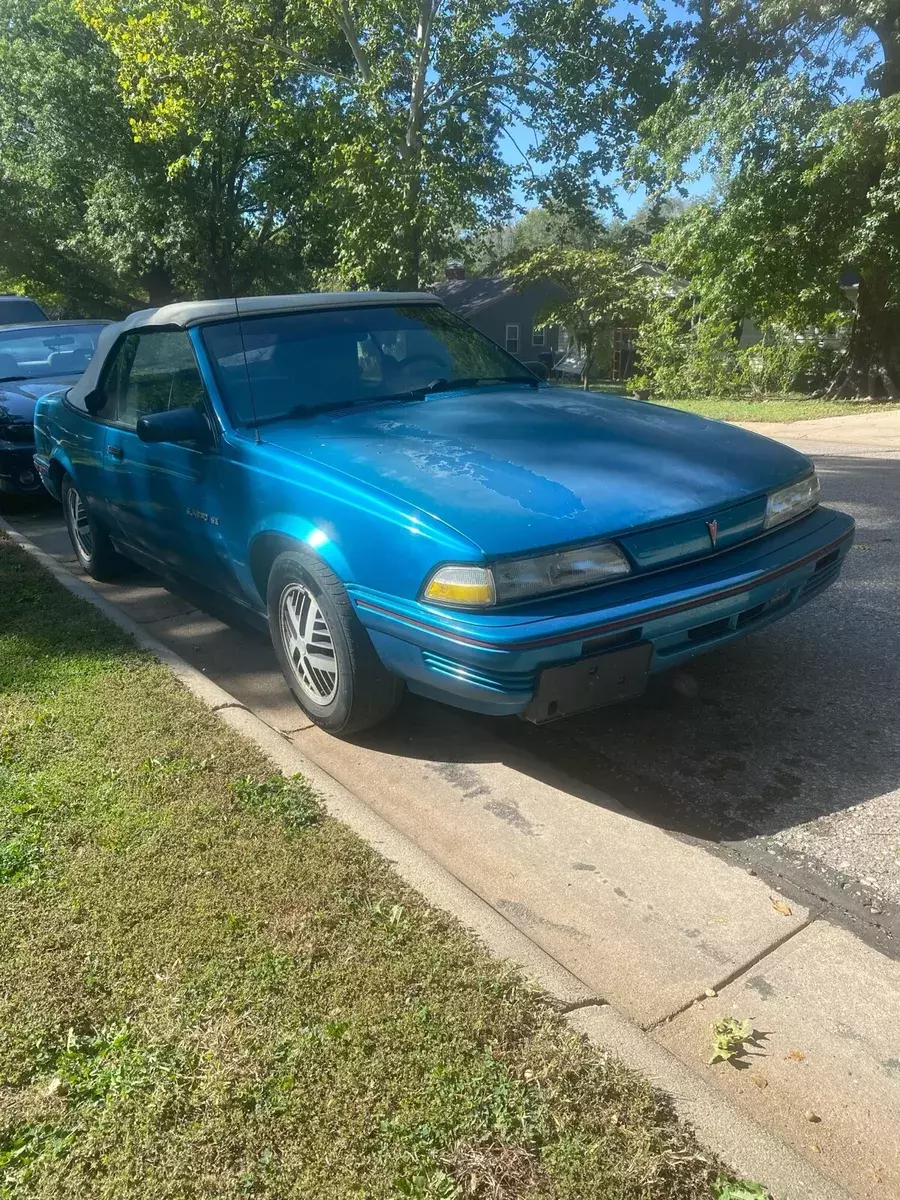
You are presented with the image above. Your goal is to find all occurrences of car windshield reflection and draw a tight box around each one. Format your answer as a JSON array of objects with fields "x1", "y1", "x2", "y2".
[
  {"x1": 200, "y1": 303, "x2": 537, "y2": 427},
  {"x1": 0, "y1": 323, "x2": 107, "y2": 382}
]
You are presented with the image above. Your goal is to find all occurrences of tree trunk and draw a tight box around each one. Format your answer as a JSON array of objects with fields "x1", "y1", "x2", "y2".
[
  {"x1": 823, "y1": 10, "x2": 900, "y2": 397},
  {"x1": 142, "y1": 264, "x2": 175, "y2": 307},
  {"x1": 581, "y1": 354, "x2": 593, "y2": 390},
  {"x1": 827, "y1": 269, "x2": 900, "y2": 399},
  {"x1": 398, "y1": 170, "x2": 422, "y2": 290}
]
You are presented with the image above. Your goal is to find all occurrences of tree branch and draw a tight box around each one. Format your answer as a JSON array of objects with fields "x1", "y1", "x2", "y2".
[
  {"x1": 406, "y1": 0, "x2": 435, "y2": 156},
  {"x1": 243, "y1": 36, "x2": 354, "y2": 84},
  {"x1": 337, "y1": 0, "x2": 371, "y2": 82}
]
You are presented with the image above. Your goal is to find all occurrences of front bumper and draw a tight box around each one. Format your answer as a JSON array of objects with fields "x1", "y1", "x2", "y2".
[
  {"x1": 350, "y1": 506, "x2": 855, "y2": 719},
  {"x1": 0, "y1": 444, "x2": 43, "y2": 495}
]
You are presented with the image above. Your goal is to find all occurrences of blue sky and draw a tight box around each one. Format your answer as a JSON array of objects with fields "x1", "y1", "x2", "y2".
[
  {"x1": 497, "y1": 0, "x2": 880, "y2": 222},
  {"x1": 497, "y1": 0, "x2": 707, "y2": 219}
]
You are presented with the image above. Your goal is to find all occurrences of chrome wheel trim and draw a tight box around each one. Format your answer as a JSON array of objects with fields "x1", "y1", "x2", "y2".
[
  {"x1": 67, "y1": 487, "x2": 93, "y2": 560},
  {"x1": 279, "y1": 583, "x2": 339, "y2": 705}
]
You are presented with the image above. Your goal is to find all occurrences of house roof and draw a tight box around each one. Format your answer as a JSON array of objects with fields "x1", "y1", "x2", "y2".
[{"x1": 432, "y1": 277, "x2": 519, "y2": 317}]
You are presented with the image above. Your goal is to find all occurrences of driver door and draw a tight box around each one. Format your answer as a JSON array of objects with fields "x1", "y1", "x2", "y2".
[{"x1": 98, "y1": 329, "x2": 230, "y2": 588}]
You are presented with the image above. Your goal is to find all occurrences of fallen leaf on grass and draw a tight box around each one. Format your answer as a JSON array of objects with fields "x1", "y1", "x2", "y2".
[{"x1": 770, "y1": 897, "x2": 793, "y2": 917}]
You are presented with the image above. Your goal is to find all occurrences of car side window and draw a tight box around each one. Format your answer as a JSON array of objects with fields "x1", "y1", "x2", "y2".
[{"x1": 105, "y1": 331, "x2": 207, "y2": 428}]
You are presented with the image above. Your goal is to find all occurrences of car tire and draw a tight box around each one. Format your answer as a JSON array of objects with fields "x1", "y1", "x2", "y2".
[
  {"x1": 62, "y1": 476, "x2": 130, "y2": 581},
  {"x1": 267, "y1": 548, "x2": 403, "y2": 735}
]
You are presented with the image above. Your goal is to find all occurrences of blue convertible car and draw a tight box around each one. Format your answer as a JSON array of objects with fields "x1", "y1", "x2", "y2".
[{"x1": 34, "y1": 293, "x2": 854, "y2": 734}]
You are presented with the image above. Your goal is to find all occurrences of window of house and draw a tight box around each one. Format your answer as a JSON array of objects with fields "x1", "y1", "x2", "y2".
[
  {"x1": 532, "y1": 327, "x2": 545, "y2": 347},
  {"x1": 505, "y1": 324, "x2": 520, "y2": 355}
]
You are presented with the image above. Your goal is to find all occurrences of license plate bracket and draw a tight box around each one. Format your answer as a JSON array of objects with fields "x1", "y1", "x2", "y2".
[{"x1": 524, "y1": 642, "x2": 653, "y2": 724}]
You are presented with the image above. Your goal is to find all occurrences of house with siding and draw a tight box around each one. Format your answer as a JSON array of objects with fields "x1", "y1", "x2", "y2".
[{"x1": 432, "y1": 273, "x2": 568, "y2": 369}]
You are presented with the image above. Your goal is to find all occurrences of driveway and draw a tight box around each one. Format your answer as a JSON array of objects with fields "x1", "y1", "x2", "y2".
[{"x1": 6, "y1": 441, "x2": 899, "y2": 952}]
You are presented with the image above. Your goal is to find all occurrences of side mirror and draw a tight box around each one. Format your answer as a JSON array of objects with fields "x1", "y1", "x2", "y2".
[
  {"x1": 523, "y1": 360, "x2": 550, "y2": 381},
  {"x1": 84, "y1": 387, "x2": 106, "y2": 415},
  {"x1": 137, "y1": 406, "x2": 212, "y2": 447}
]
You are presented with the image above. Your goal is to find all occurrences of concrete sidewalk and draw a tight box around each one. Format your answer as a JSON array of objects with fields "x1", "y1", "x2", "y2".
[
  {"x1": 4, "y1": 491, "x2": 900, "y2": 1199},
  {"x1": 739, "y1": 407, "x2": 900, "y2": 451}
]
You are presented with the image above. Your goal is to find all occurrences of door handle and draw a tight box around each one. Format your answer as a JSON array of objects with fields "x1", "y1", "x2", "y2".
[{"x1": 107, "y1": 444, "x2": 124, "y2": 461}]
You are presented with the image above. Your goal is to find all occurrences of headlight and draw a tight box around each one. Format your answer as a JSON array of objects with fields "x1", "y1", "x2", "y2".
[
  {"x1": 422, "y1": 541, "x2": 630, "y2": 608},
  {"x1": 494, "y1": 542, "x2": 630, "y2": 602},
  {"x1": 765, "y1": 473, "x2": 819, "y2": 529}
]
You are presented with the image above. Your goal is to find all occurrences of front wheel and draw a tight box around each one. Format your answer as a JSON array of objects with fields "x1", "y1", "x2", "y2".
[
  {"x1": 62, "y1": 476, "x2": 129, "y2": 581},
  {"x1": 267, "y1": 549, "x2": 402, "y2": 735}
]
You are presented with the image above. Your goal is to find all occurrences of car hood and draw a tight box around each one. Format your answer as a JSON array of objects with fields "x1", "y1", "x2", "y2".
[
  {"x1": 261, "y1": 387, "x2": 812, "y2": 556},
  {"x1": 0, "y1": 378, "x2": 73, "y2": 427}
]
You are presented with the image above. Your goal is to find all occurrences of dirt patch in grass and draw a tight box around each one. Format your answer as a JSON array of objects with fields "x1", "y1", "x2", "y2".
[{"x1": 0, "y1": 534, "x2": 731, "y2": 1199}]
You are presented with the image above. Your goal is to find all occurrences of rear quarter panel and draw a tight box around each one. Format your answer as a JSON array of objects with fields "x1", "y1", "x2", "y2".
[{"x1": 34, "y1": 390, "x2": 95, "y2": 499}]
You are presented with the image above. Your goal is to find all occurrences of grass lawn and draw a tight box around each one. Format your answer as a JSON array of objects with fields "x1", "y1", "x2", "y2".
[
  {"x1": 649, "y1": 395, "x2": 900, "y2": 423},
  {"x1": 557, "y1": 380, "x2": 900, "y2": 422},
  {"x1": 0, "y1": 534, "x2": 750, "y2": 1199}
]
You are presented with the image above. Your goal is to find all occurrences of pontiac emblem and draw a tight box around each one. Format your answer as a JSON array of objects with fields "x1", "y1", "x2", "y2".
[{"x1": 706, "y1": 518, "x2": 718, "y2": 547}]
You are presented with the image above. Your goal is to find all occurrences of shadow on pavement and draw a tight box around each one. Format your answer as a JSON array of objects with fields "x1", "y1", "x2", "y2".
[
  {"x1": 354, "y1": 456, "x2": 900, "y2": 851},
  {"x1": 9, "y1": 457, "x2": 899, "y2": 857}
]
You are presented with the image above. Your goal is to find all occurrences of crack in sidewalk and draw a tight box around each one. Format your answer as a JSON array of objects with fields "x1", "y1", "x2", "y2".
[{"x1": 645, "y1": 914, "x2": 816, "y2": 1031}]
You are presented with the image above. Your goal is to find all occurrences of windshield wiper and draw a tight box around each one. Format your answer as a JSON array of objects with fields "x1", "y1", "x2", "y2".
[
  {"x1": 0, "y1": 375, "x2": 27, "y2": 384},
  {"x1": 426, "y1": 375, "x2": 538, "y2": 391},
  {"x1": 246, "y1": 392, "x2": 430, "y2": 428},
  {"x1": 245, "y1": 375, "x2": 539, "y2": 429}
]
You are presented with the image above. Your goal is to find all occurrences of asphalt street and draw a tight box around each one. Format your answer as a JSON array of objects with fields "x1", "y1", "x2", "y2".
[
  {"x1": 488, "y1": 447, "x2": 900, "y2": 946},
  {"x1": 6, "y1": 444, "x2": 899, "y2": 951}
]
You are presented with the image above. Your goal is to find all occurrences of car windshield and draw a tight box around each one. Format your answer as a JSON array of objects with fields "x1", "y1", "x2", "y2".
[
  {"x1": 200, "y1": 303, "x2": 537, "y2": 426},
  {"x1": 0, "y1": 299, "x2": 46, "y2": 324},
  {"x1": 0, "y1": 323, "x2": 106, "y2": 382}
]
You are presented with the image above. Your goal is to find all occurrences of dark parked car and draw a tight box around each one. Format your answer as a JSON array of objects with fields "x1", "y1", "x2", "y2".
[
  {"x1": 0, "y1": 294, "x2": 48, "y2": 324},
  {"x1": 0, "y1": 321, "x2": 107, "y2": 500},
  {"x1": 32, "y1": 293, "x2": 854, "y2": 737}
]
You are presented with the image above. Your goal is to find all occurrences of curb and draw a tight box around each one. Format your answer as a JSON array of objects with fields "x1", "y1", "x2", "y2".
[{"x1": 1, "y1": 516, "x2": 850, "y2": 1200}]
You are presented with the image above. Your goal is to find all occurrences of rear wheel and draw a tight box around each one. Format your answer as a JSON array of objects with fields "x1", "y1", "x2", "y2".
[
  {"x1": 62, "y1": 476, "x2": 129, "y2": 580},
  {"x1": 267, "y1": 548, "x2": 402, "y2": 735}
]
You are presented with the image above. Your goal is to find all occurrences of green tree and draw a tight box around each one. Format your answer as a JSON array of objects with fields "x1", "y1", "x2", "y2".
[
  {"x1": 508, "y1": 247, "x2": 646, "y2": 388},
  {"x1": 465, "y1": 205, "x2": 602, "y2": 275},
  {"x1": 77, "y1": 0, "x2": 335, "y2": 300},
  {"x1": 84, "y1": 0, "x2": 669, "y2": 291},
  {"x1": 2, "y1": 0, "x2": 672, "y2": 306},
  {"x1": 606, "y1": 196, "x2": 690, "y2": 253},
  {"x1": 0, "y1": 0, "x2": 333, "y2": 311},
  {"x1": 633, "y1": 1, "x2": 900, "y2": 397},
  {"x1": 0, "y1": 0, "x2": 141, "y2": 313}
]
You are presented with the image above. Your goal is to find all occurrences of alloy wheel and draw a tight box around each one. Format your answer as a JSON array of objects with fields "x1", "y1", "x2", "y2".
[
  {"x1": 279, "y1": 583, "x2": 339, "y2": 704},
  {"x1": 67, "y1": 487, "x2": 93, "y2": 560}
]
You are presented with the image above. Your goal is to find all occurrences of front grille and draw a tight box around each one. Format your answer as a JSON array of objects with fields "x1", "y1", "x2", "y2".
[
  {"x1": 620, "y1": 496, "x2": 766, "y2": 572},
  {"x1": 687, "y1": 616, "x2": 731, "y2": 644},
  {"x1": 801, "y1": 561, "x2": 840, "y2": 598}
]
